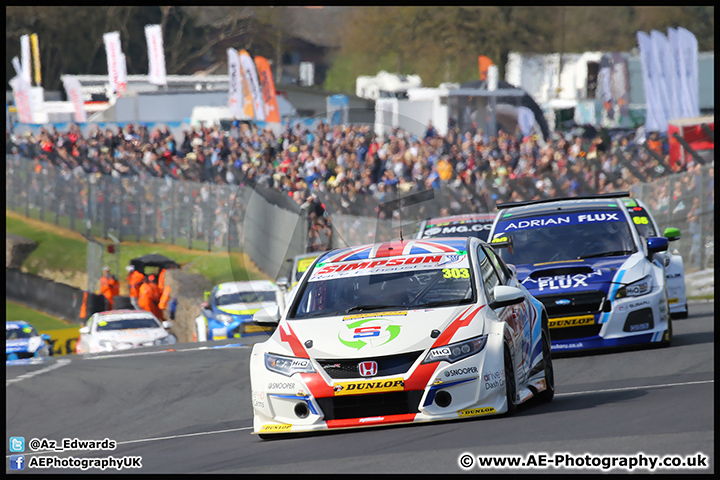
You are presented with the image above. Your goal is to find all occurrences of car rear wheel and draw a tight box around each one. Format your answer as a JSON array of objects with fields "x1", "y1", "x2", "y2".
[
  {"x1": 671, "y1": 305, "x2": 689, "y2": 319},
  {"x1": 537, "y1": 330, "x2": 554, "y2": 403},
  {"x1": 504, "y1": 345, "x2": 517, "y2": 415}
]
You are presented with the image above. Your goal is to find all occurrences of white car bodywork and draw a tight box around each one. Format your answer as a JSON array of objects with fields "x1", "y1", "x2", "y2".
[
  {"x1": 249, "y1": 237, "x2": 552, "y2": 436},
  {"x1": 76, "y1": 310, "x2": 176, "y2": 354},
  {"x1": 623, "y1": 198, "x2": 688, "y2": 318}
]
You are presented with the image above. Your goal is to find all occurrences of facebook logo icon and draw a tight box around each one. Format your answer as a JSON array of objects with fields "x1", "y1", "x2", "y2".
[
  {"x1": 10, "y1": 436, "x2": 25, "y2": 452},
  {"x1": 10, "y1": 455, "x2": 25, "y2": 470}
]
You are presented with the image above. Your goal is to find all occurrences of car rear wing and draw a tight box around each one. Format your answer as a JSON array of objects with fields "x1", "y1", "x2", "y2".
[
  {"x1": 496, "y1": 192, "x2": 631, "y2": 210},
  {"x1": 490, "y1": 235, "x2": 514, "y2": 255}
]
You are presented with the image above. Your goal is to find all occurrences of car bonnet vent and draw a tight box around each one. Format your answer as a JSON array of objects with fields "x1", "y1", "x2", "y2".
[{"x1": 529, "y1": 266, "x2": 594, "y2": 279}]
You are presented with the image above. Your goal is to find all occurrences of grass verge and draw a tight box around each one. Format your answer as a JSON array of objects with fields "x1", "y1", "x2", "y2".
[
  {"x1": 6, "y1": 210, "x2": 268, "y2": 288},
  {"x1": 6, "y1": 300, "x2": 77, "y2": 331}
]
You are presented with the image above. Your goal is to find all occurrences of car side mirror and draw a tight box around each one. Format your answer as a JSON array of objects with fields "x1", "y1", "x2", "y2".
[
  {"x1": 41, "y1": 333, "x2": 52, "y2": 341},
  {"x1": 79, "y1": 326, "x2": 90, "y2": 335},
  {"x1": 254, "y1": 305, "x2": 281, "y2": 326},
  {"x1": 664, "y1": 227, "x2": 681, "y2": 242},
  {"x1": 489, "y1": 285, "x2": 525, "y2": 309},
  {"x1": 276, "y1": 276, "x2": 290, "y2": 290},
  {"x1": 162, "y1": 321, "x2": 173, "y2": 330},
  {"x1": 647, "y1": 237, "x2": 669, "y2": 255}
]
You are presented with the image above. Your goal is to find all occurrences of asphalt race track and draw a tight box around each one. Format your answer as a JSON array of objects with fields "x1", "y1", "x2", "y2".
[{"x1": 6, "y1": 301, "x2": 714, "y2": 474}]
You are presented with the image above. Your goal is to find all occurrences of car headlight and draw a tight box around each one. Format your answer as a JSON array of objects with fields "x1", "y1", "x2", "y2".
[
  {"x1": 98, "y1": 339, "x2": 116, "y2": 351},
  {"x1": 216, "y1": 313, "x2": 233, "y2": 324},
  {"x1": 422, "y1": 335, "x2": 488, "y2": 364},
  {"x1": 154, "y1": 335, "x2": 177, "y2": 345},
  {"x1": 615, "y1": 275, "x2": 653, "y2": 299},
  {"x1": 265, "y1": 353, "x2": 316, "y2": 377}
]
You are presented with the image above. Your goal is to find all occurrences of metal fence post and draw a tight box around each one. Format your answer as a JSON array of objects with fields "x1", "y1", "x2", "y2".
[
  {"x1": 25, "y1": 162, "x2": 30, "y2": 218},
  {"x1": 170, "y1": 181, "x2": 176, "y2": 246}
]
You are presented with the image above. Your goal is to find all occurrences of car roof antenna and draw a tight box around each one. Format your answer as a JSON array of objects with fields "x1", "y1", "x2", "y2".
[{"x1": 400, "y1": 228, "x2": 404, "y2": 242}]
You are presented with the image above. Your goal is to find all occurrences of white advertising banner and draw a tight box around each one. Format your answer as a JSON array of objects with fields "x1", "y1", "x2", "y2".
[
  {"x1": 238, "y1": 50, "x2": 266, "y2": 122},
  {"x1": 637, "y1": 31, "x2": 666, "y2": 132},
  {"x1": 145, "y1": 24, "x2": 166, "y2": 85},
  {"x1": 9, "y1": 75, "x2": 36, "y2": 124},
  {"x1": 118, "y1": 54, "x2": 128, "y2": 95},
  {"x1": 649, "y1": 30, "x2": 674, "y2": 127},
  {"x1": 61, "y1": 75, "x2": 87, "y2": 123},
  {"x1": 103, "y1": 31, "x2": 122, "y2": 95},
  {"x1": 227, "y1": 48, "x2": 244, "y2": 118},
  {"x1": 21, "y1": 34, "x2": 32, "y2": 84},
  {"x1": 677, "y1": 27, "x2": 699, "y2": 117}
]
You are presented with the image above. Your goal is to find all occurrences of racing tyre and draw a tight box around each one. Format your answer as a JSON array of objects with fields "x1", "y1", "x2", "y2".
[
  {"x1": 504, "y1": 345, "x2": 517, "y2": 415},
  {"x1": 671, "y1": 306, "x2": 688, "y2": 319},
  {"x1": 537, "y1": 330, "x2": 554, "y2": 403}
]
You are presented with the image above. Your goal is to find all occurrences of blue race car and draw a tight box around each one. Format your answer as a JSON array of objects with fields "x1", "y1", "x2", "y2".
[
  {"x1": 488, "y1": 192, "x2": 672, "y2": 353},
  {"x1": 6, "y1": 320, "x2": 53, "y2": 361},
  {"x1": 194, "y1": 281, "x2": 285, "y2": 342}
]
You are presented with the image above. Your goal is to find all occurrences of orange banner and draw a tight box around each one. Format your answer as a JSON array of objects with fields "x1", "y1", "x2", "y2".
[
  {"x1": 238, "y1": 51, "x2": 255, "y2": 119},
  {"x1": 254, "y1": 56, "x2": 281, "y2": 123},
  {"x1": 478, "y1": 55, "x2": 493, "y2": 81}
]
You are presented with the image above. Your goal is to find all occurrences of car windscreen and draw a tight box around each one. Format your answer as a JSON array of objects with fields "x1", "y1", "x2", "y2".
[
  {"x1": 625, "y1": 206, "x2": 658, "y2": 238},
  {"x1": 216, "y1": 291, "x2": 277, "y2": 306},
  {"x1": 421, "y1": 221, "x2": 493, "y2": 241},
  {"x1": 6, "y1": 325, "x2": 38, "y2": 339},
  {"x1": 491, "y1": 210, "x2": 637, "y2": 265},
  {"x1": 96, "y1": 317, "x2": 160, "y2": 331},
  {"x1": 290, "y1": 253, "x2": 475, "y2": 319}
]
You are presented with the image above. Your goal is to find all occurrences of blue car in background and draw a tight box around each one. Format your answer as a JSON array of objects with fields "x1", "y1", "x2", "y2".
[
  {"x1": 6, "y1": 320, "x2": 53, "y2": 361},
  {"x1": 488, "y1": 193, "x2": 672, "y2": 353},
  {"x1": 194, "y1": 281, "x2": 285, "y2": 342}
]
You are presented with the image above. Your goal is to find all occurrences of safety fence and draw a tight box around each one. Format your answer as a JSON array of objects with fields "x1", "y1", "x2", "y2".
[{"x1": 6, "y1": 154, "x2": 714, "y2": 282}]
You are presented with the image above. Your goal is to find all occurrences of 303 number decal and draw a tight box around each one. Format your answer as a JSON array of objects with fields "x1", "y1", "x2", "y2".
[{"x1": 442, "y1": 268, "x2": 469, "y2": 279}]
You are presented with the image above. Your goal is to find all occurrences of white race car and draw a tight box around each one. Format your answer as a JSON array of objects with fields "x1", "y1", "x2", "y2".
[
  {"x1": 76, "y1": 310, "x2": 176, "y2": 354},
  {"x1": 621, "y1": 197, "x2": 688, "y2": 318},
  {"x1": 250, "y1": 237, "x2": 552, "y2": 437}
]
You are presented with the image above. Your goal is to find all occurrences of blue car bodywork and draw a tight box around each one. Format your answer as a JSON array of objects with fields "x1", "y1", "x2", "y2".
[
  {"x1": 489, "y1": 194, "x2": 671, "y2": 353},
  {"x1": 6, "y1": 320, "x2": 53, "y2": 361}
]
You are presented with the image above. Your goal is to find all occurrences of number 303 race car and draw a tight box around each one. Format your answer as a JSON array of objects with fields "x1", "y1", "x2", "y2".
[{"x1": 249, "y1": 237, "x2": 553, "y2": 437}]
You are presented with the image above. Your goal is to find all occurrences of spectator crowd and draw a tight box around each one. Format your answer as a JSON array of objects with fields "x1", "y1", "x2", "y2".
[{"x1": 6, "y1": 118, "x2": 708, "y2": 255}]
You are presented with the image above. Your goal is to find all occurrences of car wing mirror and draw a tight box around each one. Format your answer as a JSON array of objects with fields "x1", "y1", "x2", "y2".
[
  {"x1": 489, "y1": 285, "x2": 525, "y2": 309},
  {"x1": 162, "y1": 321, "x2": 173, "y2": 330},
  {"x1": 647, "y1": 237, "x2": 669, "y2": 255},
  {"x1": 254, "y1": 305, "x2": 281, "y2": 326},
  {"x1": 79, "y1": 326, "x2": 90, "y2": 335},
  {"x1": 663, "y1": 227, "x2": 681, "y2": 242}
]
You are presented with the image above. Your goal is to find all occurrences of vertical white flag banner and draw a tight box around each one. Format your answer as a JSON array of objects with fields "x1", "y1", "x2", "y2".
[
  {"x1": 61, "y1": 75, "x2": 87, "y2": 123},
  {"x1": 649, "y1": 30, "x2": 673, "y2": 127},
  {"x1": 238, "y1": 50, "x2": 266, "y2": 122},
  {"x1": 651, "y1": 30, "x2": 679, "y2": 121},
  {"x1": 9, "y1": 75, "x2": 36, "y2": 124},
  {"x1": 668, "y1": 28, "x2": 694, "y2": 119},
  {"x1": 20, "y1": 34, "x2": 32, "y2": 84},
  {"x1": 103, "y1": 31, "x2": 122, "y2": 94},
  {"x1": 118, "y1": 53, "x2": 128, "y2": 95},
  {"x1": 12, "y1": 57, "x2": 23, "y2": 77},
  {"x1": 145, "y1": 24, "x2": 166, "y2": 85},
  {"x1": 227, "y1": 48, "x2": 244, "y2": 118},
  {"x1": 677, "y1": 27, "x2": 699, "y2": 117},
  {"x1": 637, "y1": 31, "x2": 665, "y2": 132}
]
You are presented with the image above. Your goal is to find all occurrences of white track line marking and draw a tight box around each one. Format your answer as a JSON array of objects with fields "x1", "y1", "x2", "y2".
[
  {"x1": 6, "y1": 358, "x2": 72, "y2": 386},
  {"x1": 8, "y1": 379, "x2": 713, "y2": 458},
  {"x1": 556, "y1": 379, "x2": 714, "y2": 397}
]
